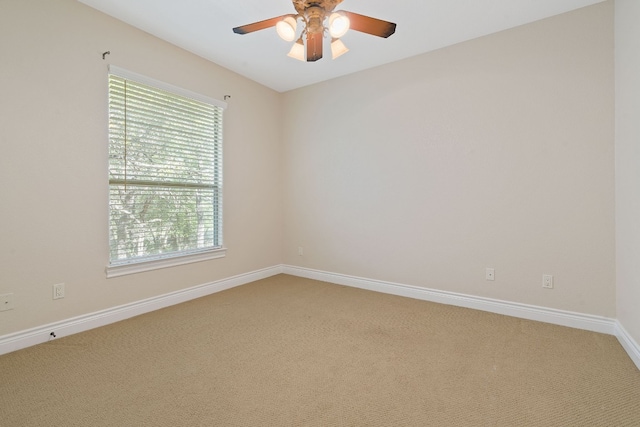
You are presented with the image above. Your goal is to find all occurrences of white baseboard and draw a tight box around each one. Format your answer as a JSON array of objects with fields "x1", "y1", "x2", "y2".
[
  {"x1": 615, "y1": 322, "x2": 640, "y2": 371},
  {"x1": 0, "y1": 265, "x2": 283, "y2": 356},
  {"x1": 282, "y1": 265, "x2": 617, "y2": 335},
  {"x1": 283, "y1": 265, "x2": 639, "y2": 370},
  {"x1": 5, "y1": 264, "x2": 637, "y2": 371}
]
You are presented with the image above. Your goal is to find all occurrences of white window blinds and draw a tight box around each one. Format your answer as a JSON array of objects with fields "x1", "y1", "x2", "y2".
[{"x1": 108, "y1": 67, "x2": 225, "y2": 268}]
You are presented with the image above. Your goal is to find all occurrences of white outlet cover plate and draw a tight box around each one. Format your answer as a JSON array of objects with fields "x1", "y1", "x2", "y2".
[{"x1": 53, "y1": 283, "x2": 65, "y2": 300}]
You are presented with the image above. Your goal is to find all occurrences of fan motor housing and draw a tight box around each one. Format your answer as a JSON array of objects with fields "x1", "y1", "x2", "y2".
[
  {"x1": 293, "y1": 0, "x2": 343, "y2": 16},
  {"x1": 305, "y1": 6, "x2": 325, "y2": 34}
]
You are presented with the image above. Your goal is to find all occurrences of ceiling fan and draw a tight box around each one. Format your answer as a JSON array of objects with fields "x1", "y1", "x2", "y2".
[{"x1": 233, "y1": 0, "x2": 396, "y2": 62}]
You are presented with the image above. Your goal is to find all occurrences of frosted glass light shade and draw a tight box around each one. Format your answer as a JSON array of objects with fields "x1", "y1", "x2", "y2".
[
  {"x1": 276, "y1": 16, "x2": 297, "y2": 41},
  {"x1": 331, "y1": 38, "x2": 349, "y2": 59},
  {"x1": 328, "y1": 12, "x2": 350, "y2": 38},
  {"x1": 287, "y1": 38, "x2": 305, "y2": 61}
]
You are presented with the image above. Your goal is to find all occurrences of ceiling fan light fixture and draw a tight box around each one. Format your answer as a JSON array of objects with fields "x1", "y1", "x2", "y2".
[
  {"x1": 328, "y1": 12, "x2": 350, "y2": 38},
  {"x1": 276, "y1": 15, "x2": 297, "y2": 41},
  {"x1": 287, "y1": 37, "x2": 305, "y2": 61},
  {"x1": 233, "y1": 1, "x2": 397, "y2": 63},
  {"x1": 331, "y1": 38, "x2": 349, "y2": 59}
]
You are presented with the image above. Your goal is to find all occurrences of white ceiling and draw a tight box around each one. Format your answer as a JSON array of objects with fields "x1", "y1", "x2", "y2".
[{"x1": 78, "y1": 0, "x2": 605, "y2": 93}]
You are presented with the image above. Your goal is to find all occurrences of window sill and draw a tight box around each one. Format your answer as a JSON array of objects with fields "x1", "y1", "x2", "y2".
[{"x1": 106, "y1": 248, "x2": 227, "y2": 278}]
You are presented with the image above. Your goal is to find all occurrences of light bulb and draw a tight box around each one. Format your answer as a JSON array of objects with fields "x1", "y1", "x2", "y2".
[
  {"x1": 276, "y1": 16, "x2": 297, "y2": 42},
  {"x1": 328, "y1": 12, "x2": 350, "y2": 38}
]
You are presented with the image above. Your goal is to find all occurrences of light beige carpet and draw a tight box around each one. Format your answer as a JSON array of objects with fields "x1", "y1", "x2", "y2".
[{"x1": 1, "y1": 274, "x2": 639, "y2": 426}]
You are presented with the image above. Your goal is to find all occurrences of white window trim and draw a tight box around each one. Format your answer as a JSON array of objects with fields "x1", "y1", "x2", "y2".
[
  {"x1": 106, "y1": 66, "x2": 227, "y2": 278},
  {"x1": 106, "y1": 247, "x2": 227, "y2": 278},
  {"x1": 108, "y1": 65, "x2": 227, "y2": 109}
]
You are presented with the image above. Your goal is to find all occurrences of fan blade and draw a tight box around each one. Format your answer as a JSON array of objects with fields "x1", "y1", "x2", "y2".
[
  {"x1": 307, "y1": 31, "x2": 323, "y2": 62},
  {"x1": 233, "y1": 15, "x2": 288, "y2": 35},
  {"x1": 341, "y1": 11, "x2": 396, "y2": 38}
]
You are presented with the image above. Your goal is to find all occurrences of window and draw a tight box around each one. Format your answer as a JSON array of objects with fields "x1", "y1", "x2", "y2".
[{"x1": 106, "y1": 66, "x2": 226, "y2": 278}]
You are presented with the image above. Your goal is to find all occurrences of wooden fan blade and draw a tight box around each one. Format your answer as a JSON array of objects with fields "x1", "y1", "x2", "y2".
[
  {"x1": 233, "y1": 15, "x2": 288, "y2": 35},
  {"x1": 307, "y1": 31, "x2": 323, "y2": 62},
  {"x1": 341, "y1": 11, "x2": 396, "y2": 38}
]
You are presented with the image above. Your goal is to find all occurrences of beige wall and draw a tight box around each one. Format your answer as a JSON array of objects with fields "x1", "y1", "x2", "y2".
[
  {"x1": 283, "y1": 2, "x2": 615, "y2": 317},
  {"x1": 615, "y1": 0, "x2": 640, "y2": 344},
  {"x1": 0, "y1": 0, "x2": 283, "y2": 335},
  {"x1": 0, "y1": 0, "x2": 619, "y2": 338}
]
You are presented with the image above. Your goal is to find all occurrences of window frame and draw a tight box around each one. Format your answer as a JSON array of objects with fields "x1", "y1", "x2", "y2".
[{"x1": 105, "y1": 66, "x2": 227, "y2": 278}]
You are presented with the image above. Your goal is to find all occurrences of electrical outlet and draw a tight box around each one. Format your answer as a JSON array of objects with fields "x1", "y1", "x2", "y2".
[
  {"x1": 485, "y1": 268, "x2": 495, "y2": 281},
  {"x1": 542, "y1": 274, "x2": 553, "y2": 289},
  {"x1": 298, "y1": 246, "x2": 304, "y2": 256},
  {"x1": 53, "y1": 283, "x2": 65, "y2": 300},
  {"x1": 0, "y1": 293, "x2": 14, "y2": 312}
]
